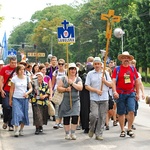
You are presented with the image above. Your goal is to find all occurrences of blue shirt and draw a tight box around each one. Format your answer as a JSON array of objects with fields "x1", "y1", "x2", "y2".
[{"x1": 85, "y1": 69, "x2": 112, "y2": 101}]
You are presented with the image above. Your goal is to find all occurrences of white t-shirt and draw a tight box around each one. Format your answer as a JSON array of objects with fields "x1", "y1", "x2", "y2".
[
  {"x1": 11, "y1": 75, "x2": 31, "y2": 98},
  {"x1": 53, "y1": 70, "x2": 66, "y2": 90}
]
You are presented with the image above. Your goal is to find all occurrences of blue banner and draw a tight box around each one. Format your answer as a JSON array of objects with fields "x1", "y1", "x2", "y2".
[{"x1": 2, "y1": 31, "x2": 8, "y2": 61}]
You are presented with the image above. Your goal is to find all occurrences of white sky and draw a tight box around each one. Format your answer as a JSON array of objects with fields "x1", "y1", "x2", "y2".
[{"x1": 0, "y1": 0, "x2": 83, "y2": 41}]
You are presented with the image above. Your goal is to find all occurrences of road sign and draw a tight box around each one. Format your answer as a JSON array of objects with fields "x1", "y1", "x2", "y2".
[
  {"x1": 27, "y1": 52, "x2": 45, "y2": 57},
  {"x1": 57, "y1": 20, "x2": 75, "y2": 44},
  {"x1": 7, "y1": 49, "x2": 17, "y2": 57}
]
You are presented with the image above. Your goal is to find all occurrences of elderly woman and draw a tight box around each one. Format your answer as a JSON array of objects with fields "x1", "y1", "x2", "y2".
[
  {"x1": 31, "y1": 72, "x2": 50, "y2": 135},
  {"x1": 57, "y1": 63, "x2": 83, "y2": 140},
  {"x1": 9, "y1": 64, "x2": 32, "y2": 137}
]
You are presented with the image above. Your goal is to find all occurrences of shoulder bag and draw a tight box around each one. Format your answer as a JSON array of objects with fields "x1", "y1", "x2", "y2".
[
  {"x1": 51, "y1": 77, "x2": 65, "y2": 105},
  {"x1": 47, "y1": 101, "x2": 55, "y2": 116}
]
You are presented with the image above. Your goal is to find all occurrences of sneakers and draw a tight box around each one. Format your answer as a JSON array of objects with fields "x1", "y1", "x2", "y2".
[
  {"x1": 105, "y1": 126, "x2": 109, "y2": 130},
  {"x1": 58, "y1": 123, "x2": 63, "y2": 128},
  {"x1": 53, "y1": 124, "x2": 59, "y2": 129},
  {"x1": 76, "y1": 125, "x2": 81, "y2": 130},
  {"x1": 65, "y1": 134, "x2": 71, "y2": 140},
  {"x1": 65, "y1": 134, "x2": 77, "y2": 140},
  {"x1": 14, "y1": 130, "x2": 19, "y2": 137},
  {"x1": 71, "y1": 133, "x2": 77, "y2": 140},
  {"x1": 9, "y1": 126, "x2": 14, "y2": 131},
  {"x1": 19, "y1": 130, "x2": 24, "y2": 136},
  {"x1": 95, "y1": 135, "x2": 103, "y2": 140},
  {"x1": 88, "y1": 130, "x2": 94, "y2": 138}
]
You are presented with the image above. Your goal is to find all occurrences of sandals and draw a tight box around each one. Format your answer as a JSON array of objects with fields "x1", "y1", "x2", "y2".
[
  {"x1": 127, "y1": 130, "x2": 135, "y2": 138},
  {"x1": 120, "y1": 131, "x2": 126, "y2": 137},
  {"x1": 2, "y1": 123, "x2": 7, "y2": 129}
]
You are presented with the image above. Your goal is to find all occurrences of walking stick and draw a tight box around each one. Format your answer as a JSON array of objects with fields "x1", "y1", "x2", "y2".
[{"x1": 66, "y1": 43, "x2": 72, "y2": 109}]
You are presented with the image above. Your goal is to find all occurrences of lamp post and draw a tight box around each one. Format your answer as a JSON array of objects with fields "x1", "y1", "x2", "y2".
[
  {"x1": 43, "y1": 28, "x2": 57, "y2": 56},
  {"x1": 114, "y1": 28, "x2": 125, "y2": 53}
]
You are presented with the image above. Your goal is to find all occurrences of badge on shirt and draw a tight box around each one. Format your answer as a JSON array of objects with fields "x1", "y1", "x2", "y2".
[{"x1": 124, "y1": 74, "x2": 131, "y2": 83}]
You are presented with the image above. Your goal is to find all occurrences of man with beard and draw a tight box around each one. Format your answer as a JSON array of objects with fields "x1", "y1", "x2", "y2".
[{"x1": 112, "y1": 51, "x2": 140, "y2": 138}]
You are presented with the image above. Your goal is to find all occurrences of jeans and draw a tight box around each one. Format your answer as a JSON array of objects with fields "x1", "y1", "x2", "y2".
[{"x1": 116, "y1": 92, "x2": 136, "y2": 115}]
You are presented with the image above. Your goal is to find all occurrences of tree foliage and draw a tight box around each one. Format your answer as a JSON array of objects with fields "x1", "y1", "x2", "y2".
[{"x1": 8, "y1": 0, "x2": 150, "y2": 73}]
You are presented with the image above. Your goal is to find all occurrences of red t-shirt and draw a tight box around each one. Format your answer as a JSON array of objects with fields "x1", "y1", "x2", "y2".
[
  {"x1": 0, "y1": 65, "x2": 16, "y2": 91},
  {"x1": 112, "y1": 65, "x2": 139, "y2": 93}
]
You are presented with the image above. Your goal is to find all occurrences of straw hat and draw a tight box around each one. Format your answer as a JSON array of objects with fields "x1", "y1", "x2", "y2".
[{"x1": 118, "y1": 51, "x2": 134, "y2": 61}]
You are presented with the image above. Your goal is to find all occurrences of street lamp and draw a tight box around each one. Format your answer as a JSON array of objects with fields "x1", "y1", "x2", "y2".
[
  {"x1": 43, "y1": 28, "x2": 57, "y2": 56},
  {"x1": 114, "y1": 28, "x2": 125, "y2": 53},
  {"x1": 81, "y1": 39, "x2": 92, "y2": 45}
]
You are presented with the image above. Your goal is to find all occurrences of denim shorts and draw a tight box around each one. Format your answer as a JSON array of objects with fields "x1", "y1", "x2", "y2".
[{"x1": 116, "y1": 92, "x2": 136, "y2": 115}]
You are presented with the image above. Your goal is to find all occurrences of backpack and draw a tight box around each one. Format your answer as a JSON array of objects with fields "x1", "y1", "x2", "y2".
[
  {"x1": 115, "y1": 65, "x2": 136, "y2": 85},
  {"x1": 105, "y1": 71, "x2": 114, "y2": 110}
]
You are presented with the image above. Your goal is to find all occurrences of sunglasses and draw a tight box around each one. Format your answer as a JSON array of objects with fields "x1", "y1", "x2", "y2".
[
  {"x1": 58, "y1": 63, "x2": 64, "y2": 66},
  {"x1": 69, "y1": 67, "x2": 76, "y2": 70}
]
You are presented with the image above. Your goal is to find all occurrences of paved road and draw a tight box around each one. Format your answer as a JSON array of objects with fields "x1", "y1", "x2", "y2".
[{"x1": 0, "y1": 88, "x2": 150, "y2": 150}]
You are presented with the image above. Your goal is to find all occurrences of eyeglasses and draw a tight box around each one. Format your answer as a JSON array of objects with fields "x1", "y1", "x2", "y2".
[
  {"x1": 69, "y1": 67, "x2": 76, "y2": 70},
  {"x1": 58, "y1": 63, "x2": 64, "y2": 66},
  {"x1": 121, "y1": 56, "x2": 130, "y2": 59}
]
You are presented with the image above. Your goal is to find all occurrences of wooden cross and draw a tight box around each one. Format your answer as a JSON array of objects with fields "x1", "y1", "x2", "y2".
[
  {"x1": 101, "y1": 10, "x2": 120, "y2": 39},
  {"x1": 100, "y1": 10, "x2": 120, "y2": 90}
]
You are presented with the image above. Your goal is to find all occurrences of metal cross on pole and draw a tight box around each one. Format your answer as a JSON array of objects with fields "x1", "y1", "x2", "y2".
[
  {"x1": 100, "y1": 10, "x2": 120, "y2": 90},
  {"x1": 57, "y1": 20, "x2": 75, "y2": 109}
]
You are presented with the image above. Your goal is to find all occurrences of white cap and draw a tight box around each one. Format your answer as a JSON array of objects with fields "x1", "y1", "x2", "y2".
[
  {"x1": 93, "y1": 57, "x2": 102, "y2": 64},
  {"x1": 68, "y1": 63, "x2": 77, "y2": 69},
  {"x1": 35, "y1": 72, "x2": 44, "y2": 77}
]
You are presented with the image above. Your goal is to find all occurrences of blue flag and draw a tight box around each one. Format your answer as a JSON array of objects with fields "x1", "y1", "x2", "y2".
[{"x1": 2, "y1": 31, "x2": 8, "y2": 61}]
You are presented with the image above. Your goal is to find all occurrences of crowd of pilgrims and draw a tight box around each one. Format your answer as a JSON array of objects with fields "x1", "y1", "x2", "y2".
[{"x1": 0, "y1": 55, "x2": 136, "y2": 140}]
